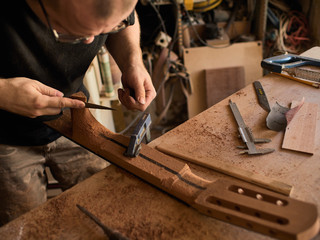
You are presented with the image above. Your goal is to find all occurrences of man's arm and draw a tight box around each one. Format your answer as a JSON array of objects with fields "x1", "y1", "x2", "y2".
[{"x1": 106, "y1": 11, "x2": 156, "y2": 111}]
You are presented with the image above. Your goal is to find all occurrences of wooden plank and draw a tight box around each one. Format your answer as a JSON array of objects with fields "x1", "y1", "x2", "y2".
[
  {"x1": 183, "y1": 41, "x2": 263, "y2": 118},
  {"x1": 205, "y1": 66, "x2": 245, "y2": 108},
  {"x1": 156, "y1": 142, "x2": 292, "y2": 196},
  {"x1": 282, "y1": 102, "x2": 318, "y2": 154}
]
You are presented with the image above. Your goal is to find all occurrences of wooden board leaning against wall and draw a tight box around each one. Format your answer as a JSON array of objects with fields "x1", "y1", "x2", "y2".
[{"x1": 183, "y1": 41, "x2": 263, "y2": 118}]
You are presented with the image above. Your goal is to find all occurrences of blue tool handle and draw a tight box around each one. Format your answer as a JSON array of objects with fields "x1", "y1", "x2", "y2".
[{"x1": 261, "y1": 54, "x2": 320, "y2": 73}]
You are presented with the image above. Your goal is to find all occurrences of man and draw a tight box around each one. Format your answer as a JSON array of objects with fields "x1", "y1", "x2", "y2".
[{"x1": 0, "y1": 0, "x2": 156, "y2": 226}]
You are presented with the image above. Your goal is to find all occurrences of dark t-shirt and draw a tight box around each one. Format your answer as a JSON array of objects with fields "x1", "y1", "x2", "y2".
[{"x1": 0, "y1": 0, "x2": 108, "y2": 145}]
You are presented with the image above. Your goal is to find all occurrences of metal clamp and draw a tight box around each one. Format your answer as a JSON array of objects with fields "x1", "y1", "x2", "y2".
[{"x1": 124, "y1": 113, "x2": 152, "y2": 158}]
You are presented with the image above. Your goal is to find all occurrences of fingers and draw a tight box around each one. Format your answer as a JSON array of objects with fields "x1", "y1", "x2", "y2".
[
  {"x1": 34, "y1": 81, "x2": 64, "y2": 97},
  {"x1": 119, "y1": 69, "x2": 156, "y2": 111},
  {"x1": 129, "y1": 76, "x2": 156, "y2": 106},
  {"x1": 134, "y1": 87, "x2": 146, "y2": 105},
  {"x1": 29, "y1": 107, "x2": 62, "y2": 118},
  {"x1": 34, "y1": 81, "x2": 86, "y2": 109},
  {"x1": 118, "y1": 88, "x2": 139, "y2": 110},
  {"x1": 118, "y1": 86, "x2": 156, "y2": 112},
  {"x1": 144, "y1": 82, "x2": 157, "y2": 106},
  {"x1": 26, "y1": 95, "x2": 85, "y2": 118},
  {"x1": 1, "y1": 77, "x2": 89, "y2": 118},
  {"x1": 45, "y1": 96, "x2": 85, "y2": 109}
]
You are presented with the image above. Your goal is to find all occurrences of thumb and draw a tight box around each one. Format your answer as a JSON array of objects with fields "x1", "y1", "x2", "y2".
[{"x1": 134, "y1": 86, "x2": 146, "y2": 105}]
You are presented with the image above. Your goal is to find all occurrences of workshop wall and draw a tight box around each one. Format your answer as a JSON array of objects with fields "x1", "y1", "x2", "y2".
[{"x1": 299, "y1": 0, "x2": 320, "y2": 46}]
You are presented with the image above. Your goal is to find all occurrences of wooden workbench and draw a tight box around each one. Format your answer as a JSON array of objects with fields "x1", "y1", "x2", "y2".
[{"x1": 1, "y1": 68, "x2": 320, "y2": 239}]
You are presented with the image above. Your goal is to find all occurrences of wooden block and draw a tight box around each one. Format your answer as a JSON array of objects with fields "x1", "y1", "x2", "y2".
[
  {"x1": 282, "y1": 102, "x2": 318, "y2": 154},
  {"x1": 205, "y1": 66, "x2": 245, "y2": 108}
]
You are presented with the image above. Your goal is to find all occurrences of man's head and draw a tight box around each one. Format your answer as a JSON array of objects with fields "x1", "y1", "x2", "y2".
[
  {"x1": 40, "y1": 0, "x2": 138, "y2": 44},
  {"x1": 93, "y1": 0, "x2": 136, "y2": 19}
]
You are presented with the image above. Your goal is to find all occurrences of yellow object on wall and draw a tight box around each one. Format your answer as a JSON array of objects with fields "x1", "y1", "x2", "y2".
[
  {"x1": 193, "y1": 0, "x2": 222, "y2": 12},
  {"x1": 184, "y1": 0, "x2": 194, "y2": 10}
]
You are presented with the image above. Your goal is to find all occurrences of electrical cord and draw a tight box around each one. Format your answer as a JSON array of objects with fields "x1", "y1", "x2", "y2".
[
  {"x1": 278, "y1": 10, "x2": 310, "y2": 54},
  {"x1": 181, "y1": 3, "x2": 232, "y2": 48},
  {"x1": 149, "y1": 0, "x2": 183, "y2": 125}
]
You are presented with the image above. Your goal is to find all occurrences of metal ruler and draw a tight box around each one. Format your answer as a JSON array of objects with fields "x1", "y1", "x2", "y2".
[{"x1": 229, "y1": 100, "x2": 274, "y2": 155}]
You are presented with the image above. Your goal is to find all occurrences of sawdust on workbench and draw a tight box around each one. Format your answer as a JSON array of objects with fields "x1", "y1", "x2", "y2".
[
  {"x1": 0, "y1": 165, "x2": 273, "y2": 240},
  {"x1": 152, "y1": 93, "x2": 314, "y2": 181}
]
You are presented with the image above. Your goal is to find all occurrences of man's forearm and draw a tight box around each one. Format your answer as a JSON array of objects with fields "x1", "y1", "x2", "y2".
[
  {"x1": 106, "y1": 11, "x2": 143, "y2": 72},
  {"x1": 106, "y1": 11, "x2": 156, "y2": 111}
]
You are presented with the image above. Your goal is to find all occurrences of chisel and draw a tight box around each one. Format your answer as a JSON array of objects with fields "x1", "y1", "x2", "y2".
[
  {"x1": 253, "y1": 81, "x2": 271, "y2": 112},
  {"x1": 84, "y1": 102, "x2": 115, "y2": 110}
]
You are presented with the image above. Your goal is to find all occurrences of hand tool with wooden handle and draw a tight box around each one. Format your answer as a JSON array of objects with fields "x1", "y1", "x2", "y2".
[{"x1": 45, "y1": 92, "x2": 319, "y2": 240}]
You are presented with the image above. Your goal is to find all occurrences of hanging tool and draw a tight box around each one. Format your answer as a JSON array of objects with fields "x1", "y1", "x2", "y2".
[
  {"x1": 261, "y1": 53, "x2": 320, "y2": 87},
  {"x1": 124, "y1": 113, "x2": 152, "y2": 157},
  {"x1": 76, "y1": 204, "x2": 129, "y2": 240},
  {"x1": 229, "y1": 100, "x2": 274, "y2": 155}
]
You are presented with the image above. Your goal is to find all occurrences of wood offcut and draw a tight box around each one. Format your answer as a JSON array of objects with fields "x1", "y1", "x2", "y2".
[{"x1": 282, "y1": 101, "x2": 318, "y2": 154}]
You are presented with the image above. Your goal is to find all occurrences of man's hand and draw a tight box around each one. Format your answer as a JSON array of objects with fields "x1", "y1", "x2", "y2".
[
  {"x1": 0, "y1": 77, "x2": 85, "y2": 118},
  {"x1": 118, "y1": 64, "x2": 156, "y2": 111}
]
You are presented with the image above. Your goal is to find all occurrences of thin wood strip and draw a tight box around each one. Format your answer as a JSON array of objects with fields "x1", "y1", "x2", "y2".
[
  {"x1": 282, "y1": 102, "x2": 318, "y2": 154},
  {"x1": 156, "y1": 142, "x2": 292, "y2": 196}
]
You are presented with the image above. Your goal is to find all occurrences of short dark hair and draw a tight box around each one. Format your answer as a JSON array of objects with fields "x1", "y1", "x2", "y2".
[{"x1": 94, "y1": 0, "x2": 136, "y2": 19}]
